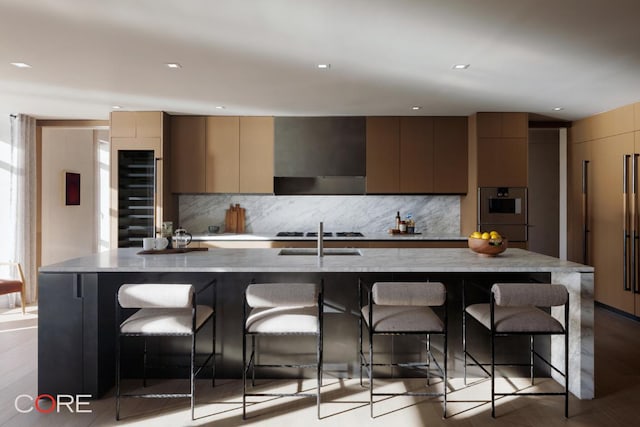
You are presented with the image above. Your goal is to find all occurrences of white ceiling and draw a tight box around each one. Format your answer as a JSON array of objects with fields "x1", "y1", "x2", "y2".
[{"x1": 1, "y1": 0, "x2": 640, "y2": 121}]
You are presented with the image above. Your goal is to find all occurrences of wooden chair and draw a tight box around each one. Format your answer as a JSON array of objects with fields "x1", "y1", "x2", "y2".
[{"x1": 0, "y1": 262, "x2": 27, "y2": 314}]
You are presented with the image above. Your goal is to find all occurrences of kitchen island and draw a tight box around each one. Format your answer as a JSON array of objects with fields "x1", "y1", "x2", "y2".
[{"x1": 38, "y1": 247, "x2": 593, "y2": 400}]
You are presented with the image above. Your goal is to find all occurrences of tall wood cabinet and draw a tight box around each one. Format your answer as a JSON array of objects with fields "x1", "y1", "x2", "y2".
[
  {"x1": 366, "y1": 116, "x2": 467, "y2": 194},
  {"x1": 110, "y1": 111, "x2": 176, "y2": 248},
  {"x1": 568, "y1": 102, "x2": 640, "y2": 316},
  {"x1": 170, "y1": 116, "x2": 274, "y2": 194}
]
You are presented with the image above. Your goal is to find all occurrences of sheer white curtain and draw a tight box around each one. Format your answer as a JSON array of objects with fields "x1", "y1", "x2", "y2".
[{"x1": 9, "y1": 114, "x2": 37, "y2": 304}]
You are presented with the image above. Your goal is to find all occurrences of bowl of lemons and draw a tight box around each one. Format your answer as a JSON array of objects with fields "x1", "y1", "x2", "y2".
[{"x1": 468, "y1": 230, "x2": 508, "y2": 256}]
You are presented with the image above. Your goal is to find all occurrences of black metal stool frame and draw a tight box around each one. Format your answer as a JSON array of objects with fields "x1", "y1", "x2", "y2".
[
  {"x1": 358, "y1": 279, "x2": 448, "y2": 418},
  {"x1": 462, "y1": 280, "x2": 569, "y2": 418},
  {"x1": 242, "y1": 279, "x2": 324, "y2": 420},
  {"x1": 115, "y1": 279, "x2": 217, "y2": 421}
]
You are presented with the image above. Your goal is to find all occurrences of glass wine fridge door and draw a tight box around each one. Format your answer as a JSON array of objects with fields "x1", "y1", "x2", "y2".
[{"x1": 117, "y1": 150, "x2": 155, "y2": 247}]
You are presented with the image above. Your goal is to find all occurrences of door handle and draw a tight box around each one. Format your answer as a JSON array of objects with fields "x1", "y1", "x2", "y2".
[
  {"x1": 633, "y1": 154, "x2": 639, "y2": 293},
  {"x1": 623, "y1": 155, "x2": 631, "y2": 291},
  {"x1": 582, "y1": 160, "x2": 590, "y2": 264}
]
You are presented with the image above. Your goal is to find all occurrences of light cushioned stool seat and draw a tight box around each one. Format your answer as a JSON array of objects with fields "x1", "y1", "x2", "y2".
[
  {"x1": 361, "y1": 305, "x2": 444, "y2": 333},
  {"x1": 465, "y1": 304, "x2": 564, "y2": 334},
  {"x1": 246, "y1": 306, "x2": 319, "y2": 334},
  {"x1": 120, "y1": 305, "x2": 214, "y2": 335}
]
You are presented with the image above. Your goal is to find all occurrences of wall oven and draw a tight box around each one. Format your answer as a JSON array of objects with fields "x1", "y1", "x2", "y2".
[{"x1": 478, "y1": 187, "x2": 528, "y2": 241}]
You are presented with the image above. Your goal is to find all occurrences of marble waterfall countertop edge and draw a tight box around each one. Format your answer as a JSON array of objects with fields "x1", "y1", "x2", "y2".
[
  {"x1": 191, "y1": 232, "x2": 468, "y2": 241},
  {"x1": 39, "y1": 247, "x2": 593, "y2": 274}
]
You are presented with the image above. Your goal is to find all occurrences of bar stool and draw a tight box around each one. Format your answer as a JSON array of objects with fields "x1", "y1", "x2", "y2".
[
  {"x1": 463, "y1": 282, "x2": 569, "y2": 418},
  {"x1": 115, "y1": 280, "x2": 216, "y2": 421},
  {"x1": 242, "y1": 280, "x2": 323, "y2": 419},
  {"x1": 359, "y1": 280, "x2": 448, "y2": 418},
  {"x1": 0, "y1": 262, "x2": 27, "y2": 314}
]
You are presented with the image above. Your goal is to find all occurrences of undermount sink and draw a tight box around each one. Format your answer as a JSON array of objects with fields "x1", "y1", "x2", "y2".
[{"x1": 278, "y1": 248, "x2": 363, "y2": 256}]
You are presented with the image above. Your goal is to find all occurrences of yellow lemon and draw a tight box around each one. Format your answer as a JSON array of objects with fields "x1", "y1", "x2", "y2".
[
  {"x1": 481, "y1": 232, "x2": 490, "y2": 240},
  {"x1": 490, "y1": 231, "x2": 501, "y2": 239},
  {"x1": 470, "y1": 231, "x2": 482, "y2": 239}
]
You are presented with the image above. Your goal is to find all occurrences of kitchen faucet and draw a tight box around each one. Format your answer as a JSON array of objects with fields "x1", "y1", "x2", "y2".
[{"x1": 317, "y1": 222, "x2": 324, "y2": 257}]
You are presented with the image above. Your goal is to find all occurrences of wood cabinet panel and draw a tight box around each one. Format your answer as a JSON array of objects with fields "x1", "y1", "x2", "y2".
[
  {"x1": 590, "y1": 134, "x2": 634, "y2": 313},
  {"x1": 434, "y1": 117, "x2": 468, "y2": 193},
  {"x1": 477, "y1": 113, "x2": 502, "y2": 138},
  {"x1": 477, "y1": 137, "x2": 527, "y2": 187},
  {"x1": 400, "y1": 117, "x2": 434, "y2": 193},
  {"x1": 635, "y1": 103, "x2": 640, "y2": 131},
  {"x1": 206, "y1": 116, "x2": 240, "y2": 193},
  {"x1": 366, "y1": 117, "x2": 400, "y2": 193},
  {"x1": 501, "y1": 113, "x2": 528, "y2": 138},
  {"x1": 239, "y1": 117, "x2": 274, "y2": 193},
  {"x1": 171, "y1": 116, "x2": 206, "y2": 193},
  {"x1": 135, "y1": 112, "x2": 163, "y2": 138}
]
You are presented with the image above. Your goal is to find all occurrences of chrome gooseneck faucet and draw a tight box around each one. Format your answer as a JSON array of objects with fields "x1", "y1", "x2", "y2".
[{"x1": 317, "y1": 222, "x2": 324, "y2": 257}]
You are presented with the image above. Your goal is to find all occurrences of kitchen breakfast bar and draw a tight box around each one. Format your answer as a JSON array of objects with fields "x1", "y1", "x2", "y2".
[{"x1": 38, "y1": 247, "x2": 594, "y2": 401}]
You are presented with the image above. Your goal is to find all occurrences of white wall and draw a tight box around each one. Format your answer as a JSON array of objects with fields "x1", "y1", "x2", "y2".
[{"x1": 41, "y1": 128, "x2": 96, "y2": 265}]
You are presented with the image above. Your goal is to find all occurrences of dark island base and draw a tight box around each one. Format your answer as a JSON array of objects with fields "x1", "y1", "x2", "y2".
[{"x1": 39, "y1": 271, "x2": 553, "y2": 399}]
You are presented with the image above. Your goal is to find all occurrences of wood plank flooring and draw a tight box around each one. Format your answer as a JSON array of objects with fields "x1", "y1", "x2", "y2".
[{"x1": 0, "y1": 305, "x2": 638, "y2": 426}]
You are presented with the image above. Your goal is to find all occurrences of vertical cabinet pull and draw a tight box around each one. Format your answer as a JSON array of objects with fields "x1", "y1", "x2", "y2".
[
  {"x1": 582, "y1": 160, "x2": 590, "y2": 264},
  {"x1": 634, "y1": 154, "x2": 639, "y2": 294},
  {"x1": 623, "y1": 155, "x2": 631, "y2": 291},
  {"x1": 153, "y1": 157, "x2": 160, "y2": 237}
]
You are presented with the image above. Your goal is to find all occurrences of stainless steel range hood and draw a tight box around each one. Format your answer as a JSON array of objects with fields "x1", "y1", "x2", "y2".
[{"x1": 274, "y1": 117, "x2": 366, "y2": 195}]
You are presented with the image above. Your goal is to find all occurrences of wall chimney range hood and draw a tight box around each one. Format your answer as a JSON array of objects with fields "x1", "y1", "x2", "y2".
[{"x1": 274, "y1": 117, "x2": 366, "y2": 195}]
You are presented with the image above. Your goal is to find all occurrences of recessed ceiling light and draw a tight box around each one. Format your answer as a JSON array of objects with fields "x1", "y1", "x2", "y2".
[
  {"x1": 317, "y1": 63, "x2": 331, "y2": 69},
  {"x1": 412, "y1": 106, "x2": 422, "y2": 110},
  {"x1": 112, "y1": 105, "x2": 122, "y2": 110},
  {"x1": 215, "y1": 106, "x2": 225, "y2": 110},
  {"x1": 452, "y1": 64, "x2": 470, "y2": 70},
  {"x1": 10, "y1": 62, "x2": 32, "y2": 68},
  {"x1": 552, "y1": 107, "x2": 564, "y2": 111},
  {"x1": 165, "y1": 63, "x2": 182, "y2": 69}
]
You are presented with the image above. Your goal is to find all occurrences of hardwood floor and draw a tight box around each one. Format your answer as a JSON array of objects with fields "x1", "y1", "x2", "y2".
[{"x1": 1, "y1": 305, "x2": 638, "y2": 426}]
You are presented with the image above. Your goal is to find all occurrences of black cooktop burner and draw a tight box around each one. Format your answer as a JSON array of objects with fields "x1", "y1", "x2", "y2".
[
  {"x1": 336, "y1": 232, "x2": 364, "y2": 237},
  {"x1": 276, "y1": 232, "x2": 304, "y2": 237},
  {"x1": 306, "y1": 232, "x2": 333, "y2": 237}
]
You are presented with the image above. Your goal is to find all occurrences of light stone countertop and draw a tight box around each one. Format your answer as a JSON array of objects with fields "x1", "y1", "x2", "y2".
[
  {"x1": 191, "y1": 232, "x2": 467, "y2": 241},
  {"x1": 39, "y1": 247, "x2": 592, "y2": 274}
]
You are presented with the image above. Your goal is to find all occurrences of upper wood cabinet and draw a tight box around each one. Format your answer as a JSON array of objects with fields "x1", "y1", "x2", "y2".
[
  {"x1": 206, "y1": 116, "x2": 240, "y2": 193},
  {"x1": 366, "y1": 117, "x2": 400, "y2": 193},
  {"x1": 171, "y1": 116, "x2": 206, "y2": 193},
  {"x1": 366, "y1": 116, "x2": 468, "y2": 194},
  {"x1": 476, "y1": 112, "x2": 528, "y2": 187},
  {"x1": 239, "y1": 117, "x2": 274, "y2": 193},
  {"x1": 400, "y1": 117, "x2": 434, "y2": 193},
  {"x1": 434, "y1": 117, "x2": 468, "y2": 193},
  {"x1": 110, "y1": 111, "x2": 163, "y2": 138},
  {"x1": 170, "y1": 115, "x2": 274, "y2": 194}
]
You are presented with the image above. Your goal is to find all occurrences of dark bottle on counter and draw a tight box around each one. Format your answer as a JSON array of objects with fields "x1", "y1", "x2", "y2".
[{"x1": 395, "y1": 211, "x2": 401, "y2": 230}]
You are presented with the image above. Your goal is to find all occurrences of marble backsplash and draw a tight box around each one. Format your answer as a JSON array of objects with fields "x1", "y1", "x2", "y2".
[{"x1": 179, "y1": 195, "x2": 460, "y2": 235}]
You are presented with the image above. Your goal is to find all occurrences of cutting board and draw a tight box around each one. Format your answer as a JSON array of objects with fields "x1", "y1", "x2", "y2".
[{"x1": 225, "y1": 204, "x2": 246, "y2": 233}]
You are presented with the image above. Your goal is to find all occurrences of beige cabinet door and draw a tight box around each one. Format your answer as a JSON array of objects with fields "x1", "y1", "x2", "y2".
[
  {"x1": 434, "y1": 117, "x2": 468, "y2": 193},
  {"x1": 591, "y1": 133, "x2": 634, "y2": 314},
  {"x1": 400, "y1": 117, "x2": 434, "y2": 193},
  {"x1": 366, "y1": 117, "x2": 400, "y2": 193},
  {"x1": 239, "y1": 117, "x2": 274, "y2": 193},
  {"x1": 206, "y1": 116, "x2": 240, "y2": 193},
  {"x1": 171, "y1": 116, "x2": 206, "y2": 193}
]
